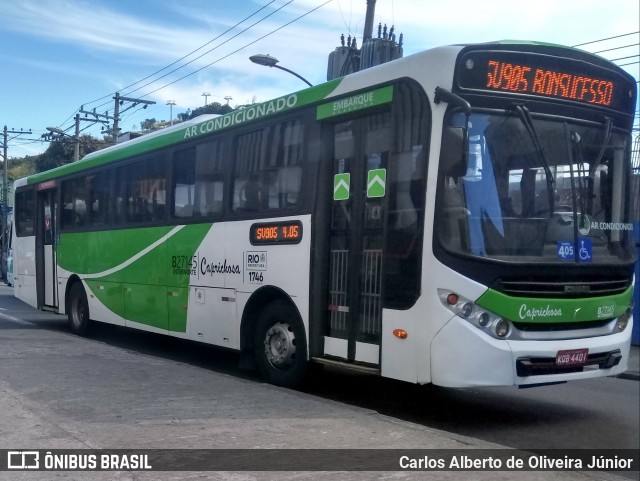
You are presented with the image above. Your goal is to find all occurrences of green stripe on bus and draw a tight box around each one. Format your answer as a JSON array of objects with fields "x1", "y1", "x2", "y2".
[
  {"x1": 476, "y1": 287, "x2": 632, "y2": 324},
  {"x1": 27, "y1": 79, "x2": 343, "y2": 185},
  {"x1": 61, "y1": 223, "x2": 212, "y2": 331}
]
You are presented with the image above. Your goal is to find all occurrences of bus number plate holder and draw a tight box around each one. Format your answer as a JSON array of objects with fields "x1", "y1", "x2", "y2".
[{"x1": 555, "y1": 348, "x2": 589, "y2": 367}]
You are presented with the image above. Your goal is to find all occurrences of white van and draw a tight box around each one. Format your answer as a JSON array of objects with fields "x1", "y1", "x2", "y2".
[{"x1": 5, "y1": 215, "x2": 13, "y2": 287}]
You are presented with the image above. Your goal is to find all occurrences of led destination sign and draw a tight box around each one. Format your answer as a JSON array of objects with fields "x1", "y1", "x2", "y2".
[
  {"x1": 250, "y1": 220, "x2": 303, "y2": 245},
  {"x1": 457, "y1": 50, "x2": 633, "y2": 112},
  {"x1": 486, "y1": 60, "x2": 613, "y2": 106}
]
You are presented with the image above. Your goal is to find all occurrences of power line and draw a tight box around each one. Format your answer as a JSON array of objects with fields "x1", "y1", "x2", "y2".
[
  {"x1": 66, "y1": 0, "x2": 331, "y2": 138},
  {"x1": 85, "y1": 1, "x2": 283, "y2": 114},
  {"x1": 572, "y1": 31, "x2": 639, "y2": 47},
  {"x1": 592, "y1": 43, "x2": 638, "y2": 54},
  {"x1": 610, "y1": 54, "x2": 639, "y2": 62},
  {"x1": 139, "y1": 0, "x2": 332, "y2": 100},
  {"x1": 118, "y1": 0, "x2": 294, "y2": 102}
]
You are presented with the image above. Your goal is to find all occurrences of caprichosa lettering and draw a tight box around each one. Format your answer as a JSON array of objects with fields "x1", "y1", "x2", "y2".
[
  {"x1": 200, "y1": 257, "x2": 241, "y2": 276},
  {"x1": 519, "y1": 304, "x2": 562, "y2": 321}
]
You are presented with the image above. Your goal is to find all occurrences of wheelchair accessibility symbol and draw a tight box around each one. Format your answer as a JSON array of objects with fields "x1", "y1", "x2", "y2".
[{"x1": 577, "y1": 239, "x2": 592, "y2": 263}]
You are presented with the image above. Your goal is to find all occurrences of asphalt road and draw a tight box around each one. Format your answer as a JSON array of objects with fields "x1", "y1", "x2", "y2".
[{"x1": 0, "y1": 285, "x2": 637, "y2": 481}]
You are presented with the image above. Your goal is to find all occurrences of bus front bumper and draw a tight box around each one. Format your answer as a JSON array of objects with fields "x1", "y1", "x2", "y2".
[{"x1": 430, "y1": 315, "x2": 632, "y2": 388}]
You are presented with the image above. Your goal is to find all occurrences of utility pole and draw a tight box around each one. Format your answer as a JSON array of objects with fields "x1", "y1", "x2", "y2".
[
  {"x1": 43, "y1": 112, "x2": 109, "y2": 161},
  {"x1": 202, "y1": 92, "x2": 210, "y2": 106},
  {"x1": 78, "y1": 106, "x2": 115, "y2": 143},
  {"x1": 224, "y1": 96, "x2": 233, "y2": 106},
  {"x1": 2, "y1": 125, "x2": 32, "y2": 282},
  {"x1": 74, "y1": 114, "x2": 80, "y2": 161},
  {"x1": 113, "y1": 93, "x2": 156, "y2": 143},
  {"x1": 363, "y1": 0, "x2": 376, "y2": 42}
]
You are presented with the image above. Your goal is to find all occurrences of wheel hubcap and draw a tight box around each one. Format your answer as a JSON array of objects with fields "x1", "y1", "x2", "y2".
[
  {"x1": 71, "y1": 298, "x2": 84, "y2": 327},
  {"x1": 263, "y1": 322, "x2": 296, "y2": 369}
]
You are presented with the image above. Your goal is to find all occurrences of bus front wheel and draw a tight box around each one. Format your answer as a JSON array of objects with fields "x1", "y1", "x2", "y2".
[
  {"x1": 254, "y1": 300, "x2": 307, "y2": 388},
  {"x1": 68, "y1": 282, "x2": 91, "y2": 336}
]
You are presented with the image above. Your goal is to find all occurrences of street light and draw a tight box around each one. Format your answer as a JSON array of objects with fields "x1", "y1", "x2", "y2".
[
  {"x1": 46, "y1": 126, "x2": 65, "y2": 136},
  {"x1": 166, "y1": 100, "x2": 176, "y2": 125},
  {"x1": 249, "y1": 54, "x2": 313, "y2": 87},
  {"x1": 45, "y1": 126, "x2": 81, "y2": 161}
]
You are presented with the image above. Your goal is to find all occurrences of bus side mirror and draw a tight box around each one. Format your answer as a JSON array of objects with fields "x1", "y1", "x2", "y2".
[{"x1": 441, "y1": 127, "x2": 467, "y2": 178}]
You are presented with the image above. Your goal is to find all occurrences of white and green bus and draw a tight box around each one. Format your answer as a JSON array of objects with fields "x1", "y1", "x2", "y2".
[{"x1": 12, "y1": 41, "x2": 637, "y2": 388}]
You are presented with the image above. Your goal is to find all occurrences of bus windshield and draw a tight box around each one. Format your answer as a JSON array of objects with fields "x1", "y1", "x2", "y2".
[{"x1": 437, "y1": 111, "x2": 635, "y2": 264}]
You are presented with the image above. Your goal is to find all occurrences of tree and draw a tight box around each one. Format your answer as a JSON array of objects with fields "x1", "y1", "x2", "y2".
[
  {"x1": 8, "y1": 156, "x2": 36, "y2": 180},
  {"x1": 35, "y1": 134, "x2": 110, "y2": 173},
  {"x1": 140, "y1": 118, "x2": 157, "y2": 132},
  {"x1": 186, "y1": 102, "x2": 234, "y2": 120}
]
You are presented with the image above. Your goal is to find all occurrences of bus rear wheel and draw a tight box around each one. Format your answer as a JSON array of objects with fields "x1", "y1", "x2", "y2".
[
  {"x1": 68, "y1": 282, "x2": 91, "y2": 336},
  {"x1": 254, "y1": 300, "x2": 307, "y2": 388}
]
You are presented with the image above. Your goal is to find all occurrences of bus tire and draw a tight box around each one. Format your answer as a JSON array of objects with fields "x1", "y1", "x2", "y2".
[
  {"x1": 253, "y1": 300, "x2": 307, "y2": 388},
  {"x1": 67, "y1": 282, "x2": 91, "y2": 336}
]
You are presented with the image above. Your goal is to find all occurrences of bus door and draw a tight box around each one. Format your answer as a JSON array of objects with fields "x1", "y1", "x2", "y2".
[
  {"x1": 36, "y1": 187, "x2": 58, "y2": 309},
  {"x1": 323, "y1": 112, "x2": 391, "y2": 365}
]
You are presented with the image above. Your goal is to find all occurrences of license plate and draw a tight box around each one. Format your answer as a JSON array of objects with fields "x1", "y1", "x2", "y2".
[{"x1": 556, "y1": 348, "x2": 589, "y2": 367}]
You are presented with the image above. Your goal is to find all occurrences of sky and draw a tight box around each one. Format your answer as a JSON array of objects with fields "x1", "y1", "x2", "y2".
[{"x1": 0, "y1": 0, "x2": 638, "y2": 159}]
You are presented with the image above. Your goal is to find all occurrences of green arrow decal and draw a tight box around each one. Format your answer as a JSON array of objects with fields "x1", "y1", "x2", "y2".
[{"x1": 334, "y1": 173, "x2": 350, "y2": 201}]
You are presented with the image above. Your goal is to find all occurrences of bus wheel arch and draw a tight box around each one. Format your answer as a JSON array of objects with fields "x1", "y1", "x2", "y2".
[
  {"x1": 240, "y1": 287, "x2": 308, "y2": 387},
  {"x1": 66, "y1": 277, "x2": 92, "y2": 336}
]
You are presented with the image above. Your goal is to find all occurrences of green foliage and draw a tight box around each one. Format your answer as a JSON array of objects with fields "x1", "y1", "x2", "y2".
[
  {"x1": 7, "y1": 134, "x2": 113, "y2": 174},
  {"x1": 10, "y1": 102, "x2": 235, "y2": 176},
  {"x1": 140, "y1": 118, "x2": 157, "y2": 131},
  {"x1": 184, "y1": 102, "x2": 234, "y2": 120},
  {"x1": 7, "y1": 156, "x2": 36, "y2": 180}
]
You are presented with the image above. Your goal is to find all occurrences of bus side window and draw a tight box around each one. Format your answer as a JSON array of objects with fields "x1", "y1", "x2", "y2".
[
  {"x1": 15, "y1": 190, "x2": 35, "y2": 237},
  {"x1": 173, "y1": 141, "x2": 224, "y2": 220},
  {"x1": 232, "y1": 119, "x2": 303, "y2": 214},
  {"x1": 61, "y1": 177, "x2": 87, "y2": 230},
  {"x1": 173, "y1": 148, "x2": 196, "y2": 219},
  {"x1": 276, "y1": 166, "x2": 302, "y2": 208}
]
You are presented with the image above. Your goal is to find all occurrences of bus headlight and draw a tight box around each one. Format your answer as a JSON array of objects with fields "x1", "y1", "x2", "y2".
[
  {"x1": 460, "y1": 302, "x2": 473, "y2": 318},
  {"x1": 493, "y1": 318, "x2": 511, "y2": 338},
  {"x1": 477, "y1": 312, "x2": 491, "y2": 328},
  {"x1": 439, "y1": 289, "x2": 512, "y2": 339},
  {"x1": 616, "y1": 306, "x2": 632, "y2": 332}
]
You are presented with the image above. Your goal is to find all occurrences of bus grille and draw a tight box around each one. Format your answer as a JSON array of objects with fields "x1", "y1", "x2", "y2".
[{"x1": 495, "y1": 278, "x2": 631, "y2": 298}]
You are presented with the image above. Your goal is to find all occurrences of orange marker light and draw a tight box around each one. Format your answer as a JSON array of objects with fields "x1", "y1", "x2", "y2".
[{"x1": 393, "y1": 329, "x2": 408, "y2": 339}]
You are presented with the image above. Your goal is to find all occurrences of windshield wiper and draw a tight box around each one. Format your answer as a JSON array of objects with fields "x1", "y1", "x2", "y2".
[
  {"x1": 514, "y1": 104, "x2": 555, "y2": 216},
  {"x1": 570, "y1": 131, "x2": 589, "y2": 230},
  {"x1": 572, "y1": 117, "x2": 613, "y2": 218},
  {"x1": 591, "y1": 117, "x2": 613, "y2": 176},
  {"x1": 587, "y1": 117, "x2": 613, "y2": 214}
]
